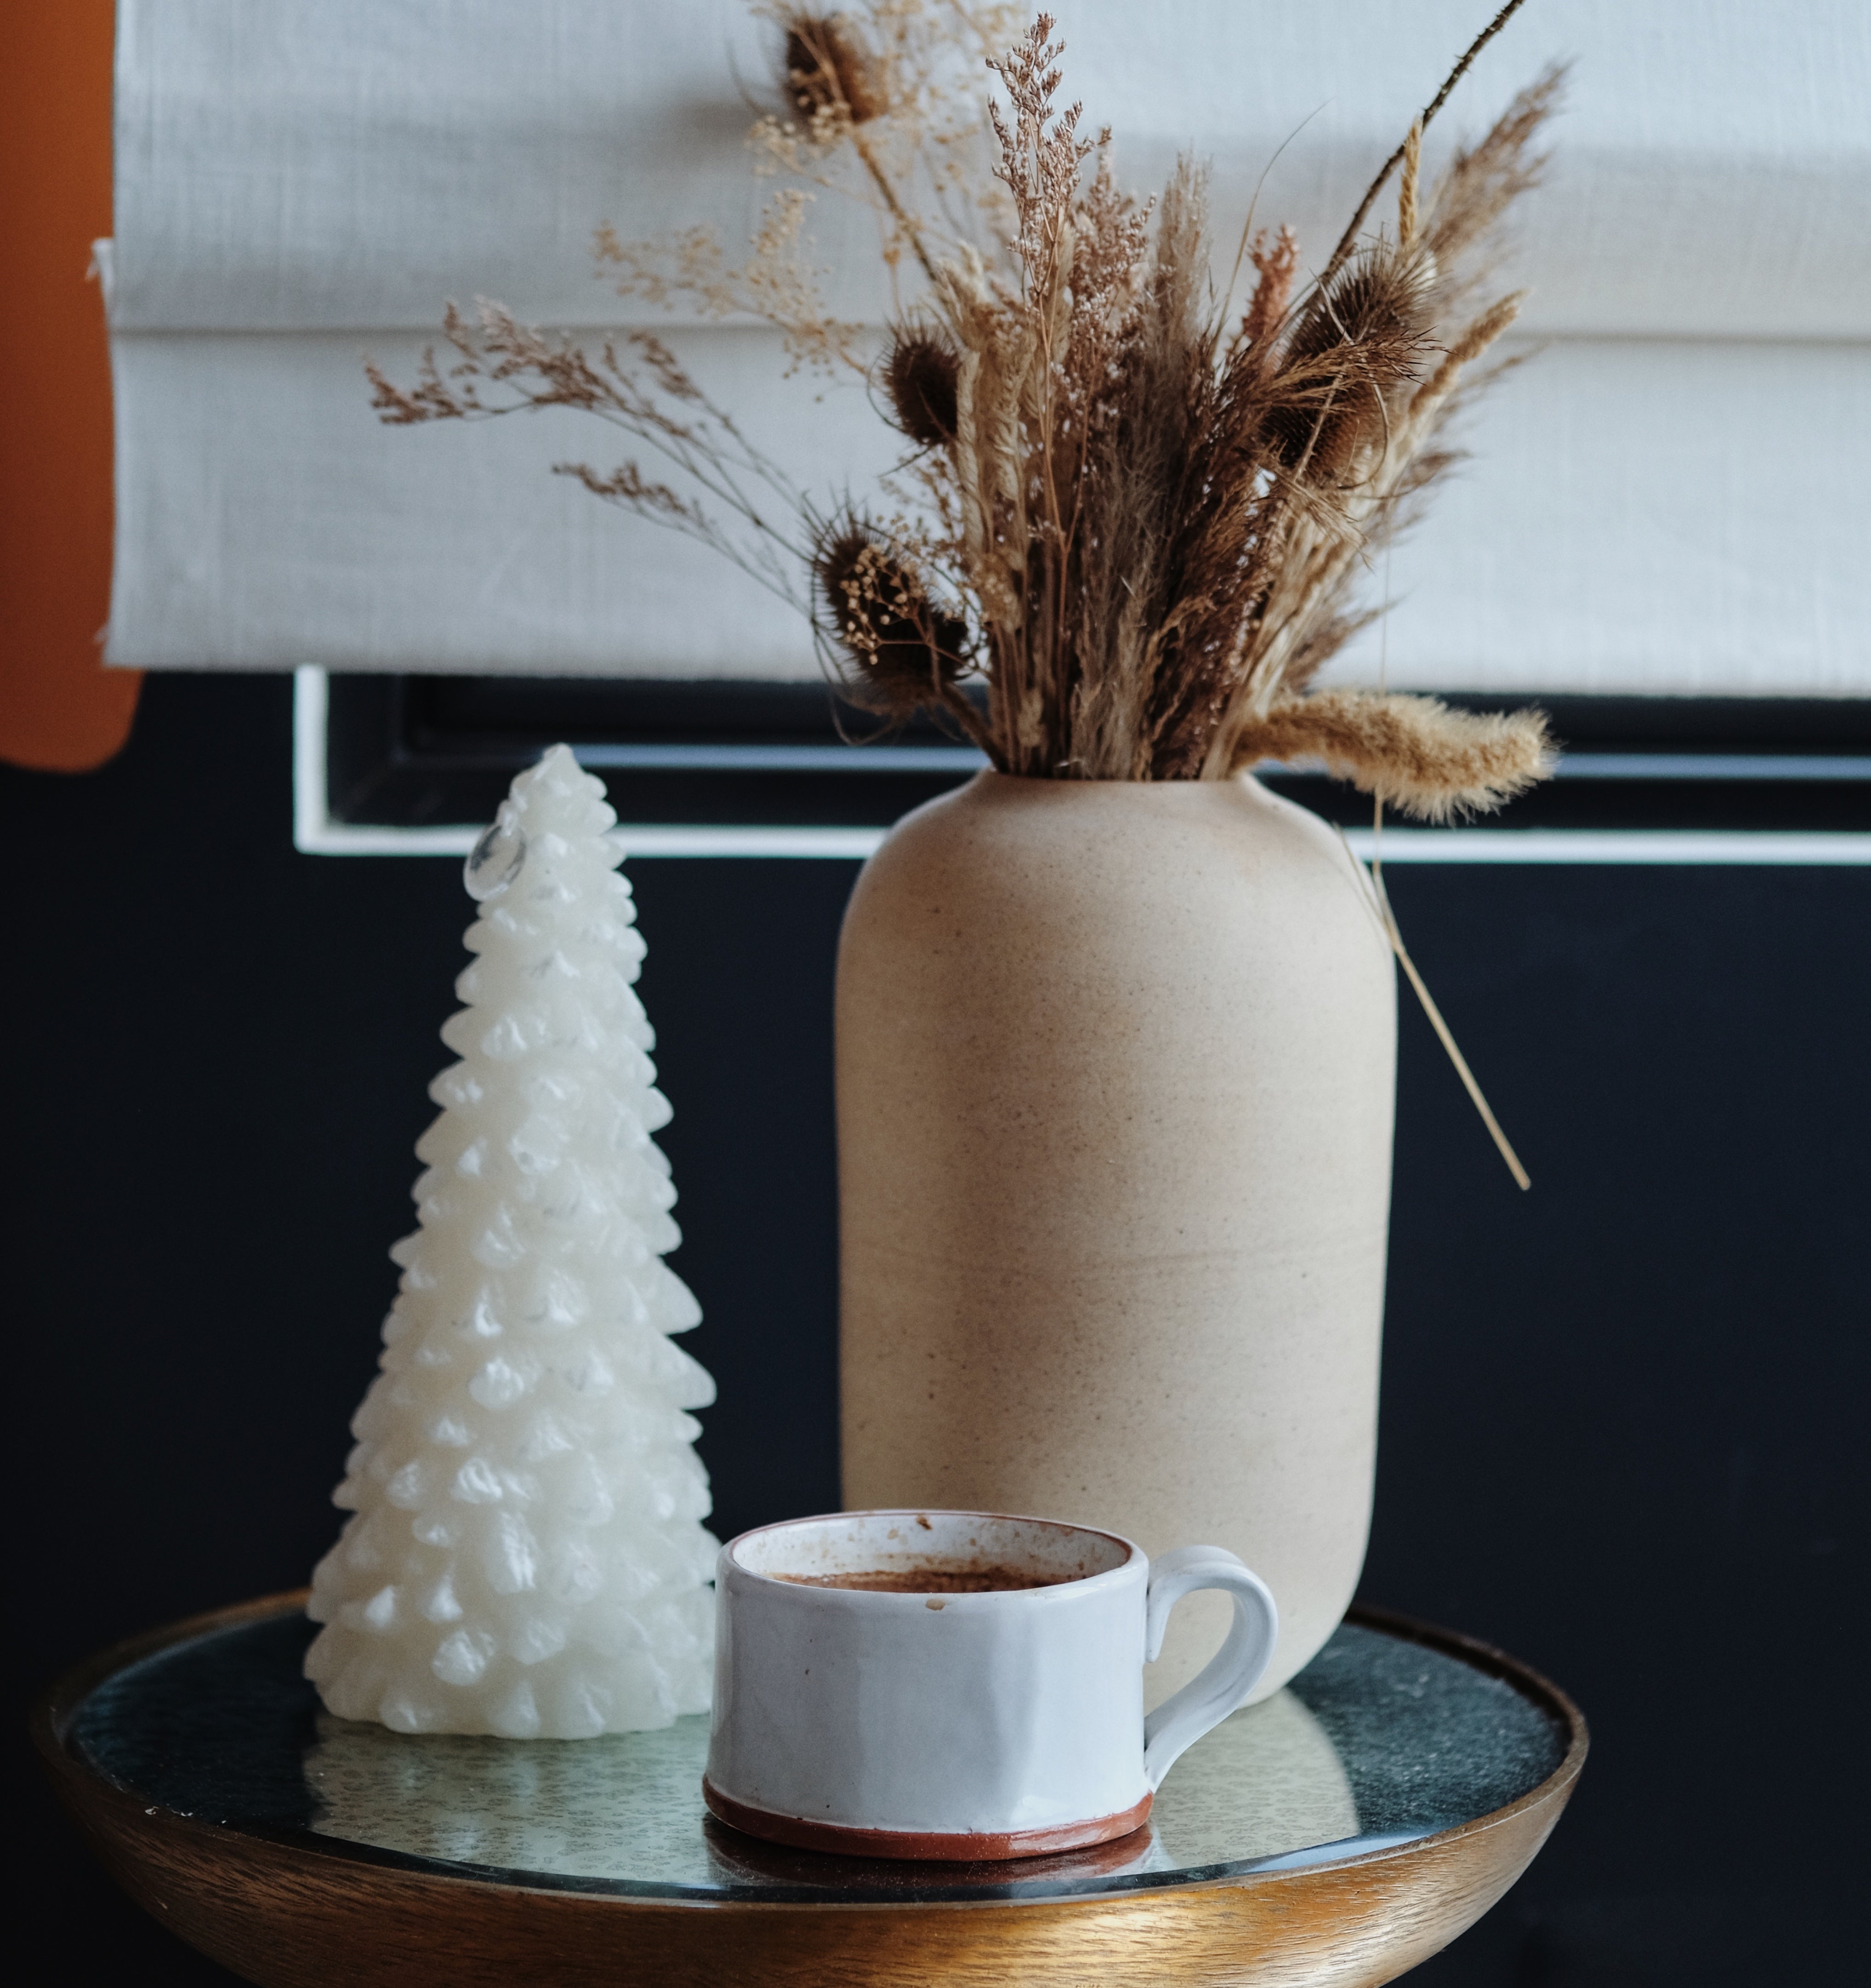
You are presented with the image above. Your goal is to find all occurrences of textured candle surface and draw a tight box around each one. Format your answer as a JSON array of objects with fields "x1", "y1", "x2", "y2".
[{"x1": 306, "y1": 747, "x2": 718, "y2": 1737}]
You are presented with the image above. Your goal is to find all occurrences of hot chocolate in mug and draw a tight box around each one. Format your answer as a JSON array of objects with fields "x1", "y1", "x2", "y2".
[{"x1": 704, "y1": 1509, "x2": 1278, "y2": 1859}]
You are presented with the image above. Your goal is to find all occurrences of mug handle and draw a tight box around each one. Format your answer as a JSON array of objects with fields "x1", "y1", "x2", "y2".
[{"x1": 1141, "y1": 1545, "x2": 1280, "y2": 1790}]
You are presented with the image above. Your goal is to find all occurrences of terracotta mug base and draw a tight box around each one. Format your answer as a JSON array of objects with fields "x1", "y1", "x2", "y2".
[{"x1": 700, "y1": 1778, "x2": 1154, "y2": 1862}]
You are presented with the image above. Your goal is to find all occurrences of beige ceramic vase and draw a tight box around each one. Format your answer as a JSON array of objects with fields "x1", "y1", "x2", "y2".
[{"x1": 836, "y1": 772, "x2": 1396, "y2": 1705}]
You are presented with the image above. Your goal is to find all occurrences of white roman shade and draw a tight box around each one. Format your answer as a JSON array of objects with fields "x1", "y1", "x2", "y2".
[{"x1": 105, "y1": 0, "x2": 1870, "y2": 693}]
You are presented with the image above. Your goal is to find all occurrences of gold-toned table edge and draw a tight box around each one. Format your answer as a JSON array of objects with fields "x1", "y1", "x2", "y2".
[{"x1": 35, "y1": 1591, "x2": 1588, "y2": 1988}]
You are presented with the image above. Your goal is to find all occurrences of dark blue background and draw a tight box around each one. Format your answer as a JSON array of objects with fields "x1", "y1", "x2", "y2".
[{"x1": 7, "y1": 674, "x2": 1866, "y2": 1984}]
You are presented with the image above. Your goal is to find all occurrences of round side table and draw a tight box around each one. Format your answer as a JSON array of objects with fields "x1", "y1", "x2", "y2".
[{"x1": 37, "y1": 1593, "x2": 1584, "y2": 1986}]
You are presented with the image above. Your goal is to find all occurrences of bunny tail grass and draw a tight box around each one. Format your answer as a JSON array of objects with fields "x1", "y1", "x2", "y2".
[{"x1": 1232, "y1": 690, "x2": 1554, "y2": 821}]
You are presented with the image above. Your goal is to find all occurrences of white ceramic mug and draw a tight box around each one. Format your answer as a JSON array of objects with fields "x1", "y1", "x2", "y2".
[{"x1": 703, "y1": 1509, "x2": 1278, "y2": 1859}]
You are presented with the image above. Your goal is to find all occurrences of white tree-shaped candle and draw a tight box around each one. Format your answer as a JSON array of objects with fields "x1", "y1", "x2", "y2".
[{"x1": 306, "y1": 746, "x2": 718, "y2": 1737}]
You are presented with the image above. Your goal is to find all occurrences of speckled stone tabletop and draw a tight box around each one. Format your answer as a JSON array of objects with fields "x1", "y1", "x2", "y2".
[{"x1": 68, "y1": 1609, "x2": 1567, "y2": 1905}]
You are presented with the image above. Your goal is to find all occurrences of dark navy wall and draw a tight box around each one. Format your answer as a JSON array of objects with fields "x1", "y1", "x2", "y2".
[{"x1": 6, "y1": 675, "x2": 1865, "y2": 1984}]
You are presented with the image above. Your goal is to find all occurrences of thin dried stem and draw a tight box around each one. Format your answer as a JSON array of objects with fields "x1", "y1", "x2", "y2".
[
  {"x1": 1320, "y1": 0, "x2": 1529, "y2": 287},
  {"x1": 1368, "y1": 844, "x2": 1532, "y2": 1189}
]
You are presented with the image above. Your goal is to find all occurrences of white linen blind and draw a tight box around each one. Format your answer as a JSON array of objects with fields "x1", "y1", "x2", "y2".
[{"x1": 104, "y1": 0, "x2": 1871, "y2": 692}]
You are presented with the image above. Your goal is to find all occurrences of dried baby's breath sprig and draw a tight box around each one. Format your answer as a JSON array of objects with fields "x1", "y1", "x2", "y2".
[{"x1": 594, "y1": 187, "x2": 865, "y2": 379}]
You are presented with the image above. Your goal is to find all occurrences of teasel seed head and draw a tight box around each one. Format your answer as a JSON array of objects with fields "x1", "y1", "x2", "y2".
[
  {"x1": 813, "y1": 515, "x2": 972, "y2": 717},
  {"x1": 880, "y1": 327, "x2": 961, "y2": 450},
  {"x1": 782, "y1": 13, "x2": 887, "y2": 126},
  {"x1": 1263, "y1": 246, "x2": 1435, "y2": 482}
]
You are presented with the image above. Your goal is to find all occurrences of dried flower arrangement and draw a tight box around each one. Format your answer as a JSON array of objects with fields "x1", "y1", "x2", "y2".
[{"x1": 371, "y1": 0, "x2": 1559, "y2": 824}]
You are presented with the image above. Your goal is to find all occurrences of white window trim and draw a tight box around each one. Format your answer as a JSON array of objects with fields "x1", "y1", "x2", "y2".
[{"x1": 292, "y1": 670, "x2": 1871, "y2": 865}]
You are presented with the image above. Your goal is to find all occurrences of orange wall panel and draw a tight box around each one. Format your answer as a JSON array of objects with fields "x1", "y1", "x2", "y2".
[{"x1": 1, "y1": 0, "x2": 141, "y2": 772}]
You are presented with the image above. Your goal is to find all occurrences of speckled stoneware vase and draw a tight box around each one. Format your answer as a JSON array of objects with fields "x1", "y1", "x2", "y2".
[{"x1": 836, "y1": 772, "x2": 1397, "y2": 1707}]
